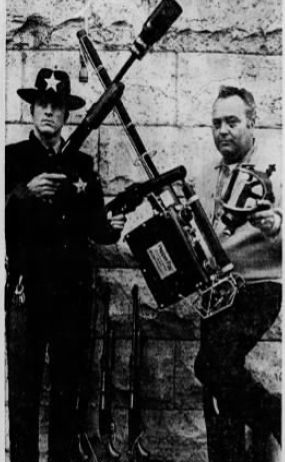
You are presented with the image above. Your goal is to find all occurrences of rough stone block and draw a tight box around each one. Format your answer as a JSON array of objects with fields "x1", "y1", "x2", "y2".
[
  {"x1": 174, "y1": 341, "x2": 203, "y2": 409},
  {"x1": 6, "y1": 0, "x2": 149, "y2": 50},
  {"x1": 165, "y1": 0, "x2": 282, "y2": 55},
  {"x1": 6, "y1": 0, "x2": 85, "y2": 49},
  {"x1": 90, "y1": 240, "x2": 139, "y2": 269},
  {"x1": 86, "y1": 0, "x2": 150, "y2": 50},
  {"x1": 178, "y1": 53, "x2": 282, "y2": 128},
  {"x1": 141, "y1": 340, "x2": 175, "y2": 406},
  {"x1": 246, "y1": 341, "x2": 281, "y2": 394},
  {"x1": 113, "y1": 339, "x2": 131, "y2": 398},
  {"x1": 118, "y1": 52, "x2": 177, "y2": 125},
  {"x1": 7, "y1": 0, "x2": 281, "y2": 56},
  {"x1": 111, "y1": 338, "x2": 176, "y2": 407},
  {"x1": 146, "y1": 310, "x2": 200, "y2": 342},
  {"x1": 5, "y1": 0, "x2": 182, "y2": 52},
  {"x1": 98, "y1": 124, "x2": 140, "y2": 192},
  {"x1": 262, "y1": 313, "x2": 281, "y2": 341},
  {"x1": 144, "y1": 410, "x2": 208, "y2": 462},
  {"x1": 6, "y1": 52, "x2": 22, "y2": 122},
  {"x1": 6, "y1": 0, "x2": 47, "y2": 47}
]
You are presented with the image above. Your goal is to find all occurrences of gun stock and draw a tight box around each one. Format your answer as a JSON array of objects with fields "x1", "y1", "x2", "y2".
[{"x1": 71, "y1": 432, "x2": 99, "y2": 462}]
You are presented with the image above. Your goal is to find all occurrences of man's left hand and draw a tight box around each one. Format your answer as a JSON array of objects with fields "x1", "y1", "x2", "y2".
[{"x1": 249, "y1": 200, "x2": 281, "y2": 236}]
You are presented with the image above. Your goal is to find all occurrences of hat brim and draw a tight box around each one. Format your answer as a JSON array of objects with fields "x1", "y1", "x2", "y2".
[{"x1": 17, "y1": 88, "x2": 86, "y2": 110}]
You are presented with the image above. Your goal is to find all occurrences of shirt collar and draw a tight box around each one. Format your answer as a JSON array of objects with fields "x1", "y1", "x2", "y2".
[
  {"x1": 29, "y1": 130, "x2": 65, "y2": 155},
  {"x1": 214, "y1": 140, "x2": 256, "y2": 170}
]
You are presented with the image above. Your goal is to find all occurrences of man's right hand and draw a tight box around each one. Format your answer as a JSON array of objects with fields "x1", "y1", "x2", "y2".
[{"x1": 27, "y1": 172, "x2": 67, "y2": 201}]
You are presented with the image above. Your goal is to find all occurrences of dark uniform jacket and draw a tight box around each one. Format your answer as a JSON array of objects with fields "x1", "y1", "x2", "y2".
[{"x1": 6, "y1": 131, "x2": 120, "y2": 285}]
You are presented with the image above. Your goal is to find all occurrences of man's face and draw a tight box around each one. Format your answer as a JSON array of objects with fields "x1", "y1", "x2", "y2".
[
  {"x1": 212, "y1": 95, "x2": 254, "y2": 164},
  {"x1": 32, "y1": 97, "x2": 67, "y2": 139}
]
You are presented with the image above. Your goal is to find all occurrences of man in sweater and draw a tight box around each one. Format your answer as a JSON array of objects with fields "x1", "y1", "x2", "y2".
[
  {"x1": 5, "y1": 67, "x2": 125, "y2": 462},
  {"x1": 194, "y1": 86, "x2": 282, "y2": 461}
]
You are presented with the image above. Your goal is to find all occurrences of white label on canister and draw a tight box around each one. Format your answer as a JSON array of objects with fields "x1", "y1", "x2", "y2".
[{"x1": 147, "y1": 241, "x2": 177, "y2": 280}]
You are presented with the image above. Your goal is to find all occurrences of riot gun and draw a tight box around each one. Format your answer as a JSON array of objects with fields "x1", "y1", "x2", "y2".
[
  {"x1": 128, "y1": 285, "x2": 150, "y2": 462},
  {"x1": 71, "y1": 304, "x2": 120, "y2": 462},
  {"x1": 77, "y1": 30, "x2": 242, "y2": 319},
  {"x1": 105, "y1": 166, "x2": 186, "y2": 215},
  {"x1": 97, "y1": 306, "x2": 121, "y2": 461}
]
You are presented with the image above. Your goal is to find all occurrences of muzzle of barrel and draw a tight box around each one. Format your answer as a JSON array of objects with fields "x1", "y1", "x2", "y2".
[{"x1": 132, "y1": 0, "x2": 183, "y2": 59}]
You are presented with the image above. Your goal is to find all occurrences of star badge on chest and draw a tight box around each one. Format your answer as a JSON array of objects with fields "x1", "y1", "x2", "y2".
[{"x1": 73, "y1": 177, "x2": 88, "y2": 194}]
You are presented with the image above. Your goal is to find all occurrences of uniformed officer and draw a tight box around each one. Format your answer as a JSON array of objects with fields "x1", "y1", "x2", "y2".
[{"x1": 5, "y1": 68, "x2": 125, "y2": 462}]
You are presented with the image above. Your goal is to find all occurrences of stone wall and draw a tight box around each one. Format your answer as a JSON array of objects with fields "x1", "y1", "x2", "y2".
[{"x1": 5, "y1": 1, "x2": 282, "y2": 461}]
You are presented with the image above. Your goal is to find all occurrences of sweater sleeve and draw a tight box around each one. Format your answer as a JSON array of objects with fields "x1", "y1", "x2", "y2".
[{"x1": 220, "y1": 160, "x2": 282, "y2": 281}]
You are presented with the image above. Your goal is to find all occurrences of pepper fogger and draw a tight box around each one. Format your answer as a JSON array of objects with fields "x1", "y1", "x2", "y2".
[{"x1": 78, "y1": 0, "x2": 243, "y2": 319}]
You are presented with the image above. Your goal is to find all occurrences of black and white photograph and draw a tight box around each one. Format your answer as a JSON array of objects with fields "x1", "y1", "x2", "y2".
[{"x1": 4, "y1": 1, "x2": 282, "y2": 461}]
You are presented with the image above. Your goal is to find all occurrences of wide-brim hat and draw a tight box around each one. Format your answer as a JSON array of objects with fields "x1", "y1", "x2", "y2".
[{"x1": 17, "y1": 68, "x2": 86, "y2": 110}]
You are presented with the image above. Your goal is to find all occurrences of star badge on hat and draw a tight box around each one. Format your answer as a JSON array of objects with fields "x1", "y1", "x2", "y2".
[
  {"x1": 73, "y1": 177, "x2": 88, "y2": 194},
  {"x1": 44, "y1": 74, "x2": 59, "y2": 92}
]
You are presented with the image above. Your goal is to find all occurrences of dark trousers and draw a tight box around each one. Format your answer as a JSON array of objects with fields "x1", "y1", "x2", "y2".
[
  {"x1": 6, "y1": 278, "x2": 93, "y2": 462},
  {"x1": 194, "y1": 282, "x2": 281, "y2": 462}
]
